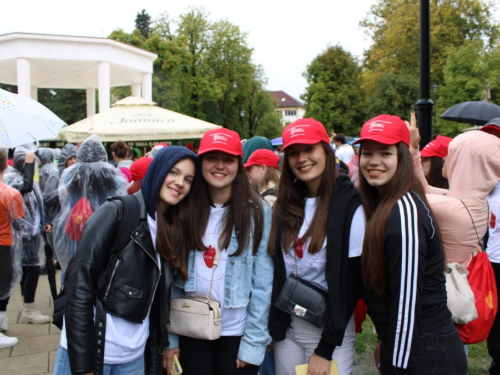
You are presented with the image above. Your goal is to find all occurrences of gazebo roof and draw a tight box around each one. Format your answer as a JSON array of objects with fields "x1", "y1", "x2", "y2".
[{"x1": 0, "y1": 32, "x2": 158, "y2": 89}]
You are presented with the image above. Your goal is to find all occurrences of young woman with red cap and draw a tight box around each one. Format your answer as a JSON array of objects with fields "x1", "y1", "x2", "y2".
[
  {"x1": 268, "y1": 118, "x2": 365, "y2": 375},
  {"x1": 245, "y1": 149, "x2": 281, "y2": 207},
  {"x1": 355, "y1": 115, "x2": 467, "y2": 374},
  {"x1": 420, "y1": 135, "x2": 452, "y2": 190},
  {"x1": 166, "y1": 128, "x2": 274, "y2": 375}
]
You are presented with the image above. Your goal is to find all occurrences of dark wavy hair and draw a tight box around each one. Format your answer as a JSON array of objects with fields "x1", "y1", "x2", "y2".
[
  {"x1": 268, "y1": 141, "x2": 337, "y2": 255},
  {"x1": 425, "y1": 156, "x2": 449, "y2": 189}
]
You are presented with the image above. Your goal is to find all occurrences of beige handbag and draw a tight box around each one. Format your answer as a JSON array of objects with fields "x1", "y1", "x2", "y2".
[
  {"x1": 168, "y1": 248, "x2": 222, "y2": 340},
  {"x1": 445, "y1": 262, "x2": 477, "y2": 324}
]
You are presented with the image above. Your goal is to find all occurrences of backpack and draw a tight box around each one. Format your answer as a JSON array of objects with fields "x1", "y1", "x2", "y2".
[
  {"x1": 52, "y1": 195, "x2": 140, "y2": 329},
  {"x1": 261, "y1": 188, "x2": 278, "y2": 198}
]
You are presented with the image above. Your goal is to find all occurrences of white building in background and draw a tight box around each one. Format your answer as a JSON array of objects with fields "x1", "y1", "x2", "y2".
[
  {"x1": 0, "y1": 32, "x2": 157, "y2": 116},
  {"x1": 269, "y1": 90, "x2": 306, "y2": 125}
]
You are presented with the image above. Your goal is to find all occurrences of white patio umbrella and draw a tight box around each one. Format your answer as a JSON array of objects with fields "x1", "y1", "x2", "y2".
[
  {"x1": 0, "y1": 89, "x2": 67, "y2": 148},
  {"x1": 59, "y1": 96, "x2": 221, "y2": 142}
]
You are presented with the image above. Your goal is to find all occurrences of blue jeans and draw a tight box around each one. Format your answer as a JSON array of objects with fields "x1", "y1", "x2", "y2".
[
  {"x1": 381, "y1": 321, "x2": 467, "y2": 374},
  {"x1": 53, "y1": 345, "x2": 145, "y2": 375}
]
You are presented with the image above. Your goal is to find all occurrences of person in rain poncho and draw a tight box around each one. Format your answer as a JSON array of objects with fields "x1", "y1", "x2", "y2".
[
  {"x1": 57, "y1": 144, "x2": 77, "y2": 176},
  {"x1": 52, "y1": 135, "x2": 128, "y2": 274},
  {"x1": 4, "y1": 145, "x2": 52, "y2": 324},
  {"x1": 409, "y1": 117, "x2": 500, "y2": 268},
  {"x1": 36, "y1": 148, "x2": 60, "y2": 299},
  {"x1": 0, "y1": 150, "x2": 25, "y2": 348}
]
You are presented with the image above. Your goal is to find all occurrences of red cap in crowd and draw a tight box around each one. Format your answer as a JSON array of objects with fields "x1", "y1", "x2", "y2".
[
  {"x1": 244, "y1": 149, "x2": 280, "y2": 170},
  {"x1": 281, "y1": 118, "x2": 330, "y2": 151},
  {"x1": 198, "y1": 128, "x2": 243, "y2": 157},
  {"x1": 153, "y1": 143, "x2": 168, "y2": 148},
  {"x1": 353, "y1": 115, "x2": 410, "y2": 147},
  {"x1": 130, "y1": 157, "x2": 153, "y2": 181},
  {"x1": 186, "y1": 142, "x2": 195, "y2": 152},
  {"x1": 420, "y1": 135, "x2": 453, "y2": 158}
]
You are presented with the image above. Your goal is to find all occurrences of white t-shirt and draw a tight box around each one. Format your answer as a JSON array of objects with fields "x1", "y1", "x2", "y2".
[
  {"x1": 283, "y1": 197, "x2": 366, "y2": 291},
  {"x1": 186, "y1": 205, "x2": 247, "y2": 336},
  {"x1": 487, "y1": 182, "x2": 500, "y2": 263},
  {"x1": 335, "y1": 144, "x2": 355, "y2": 165},
  {"x1": 60, "y1": 214, "x2": 160, "y2": 364}
]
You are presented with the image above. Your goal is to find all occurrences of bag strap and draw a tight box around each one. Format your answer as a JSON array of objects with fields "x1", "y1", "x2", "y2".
[
  {"x1": 111, "y1": 195, "x2": 141, "y2": 253},
  {"x1": 460, "y1": 199, "x2": 488, "y2": 251},
  {"x1": 205, "y1": 248, "x2": 220, "y2": 303}
]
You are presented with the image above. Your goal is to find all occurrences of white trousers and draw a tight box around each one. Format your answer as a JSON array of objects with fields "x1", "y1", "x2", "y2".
[{"x1": 274, "y1": 314, "x2": 356, "y2": 375}]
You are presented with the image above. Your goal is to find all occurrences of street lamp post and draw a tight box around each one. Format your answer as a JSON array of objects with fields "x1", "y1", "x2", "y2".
[
  {"x1": 416, "y1": 0, "x2": 434, "y2": 148},
  {"x1": 240, "y1": 109, "x2": 245, "y2": 135}
]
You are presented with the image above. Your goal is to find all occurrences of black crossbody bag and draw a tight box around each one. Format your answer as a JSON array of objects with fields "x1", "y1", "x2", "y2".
[{"x1": 275, "y1": 244, "x2": 327, "y2": 327}]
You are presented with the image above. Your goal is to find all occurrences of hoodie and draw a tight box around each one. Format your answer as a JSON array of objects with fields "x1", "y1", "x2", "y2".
[
  {"x1": 58, "y1": 143, "x2": 78, "y2": 175},
  {"x1": 413, "y1": 131, "x2": 500, "y2": 267},
  {"x1": 242, "y1": 137, "x2": 274, "y2": 164},
  {"x1": 37, "y1": 148, "x2": 61, "y2": 222},
  {"x1": 141, "y1": 146, "x2": 199, "y2": 218}
]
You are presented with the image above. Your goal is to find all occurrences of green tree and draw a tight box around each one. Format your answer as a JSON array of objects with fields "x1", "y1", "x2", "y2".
[
  {"x1": 301, "y1": 45, "x2": 364, "y2": 135},
  {"x1": 364, "y1": 72, "x2": 419, "y2": 121},
  {"x1": 135, "y1": 9, "x2": 151, "y2": 39},
  {"x1": 361, "y1": 0, "x2": 499, "y2": 90},
  {"x1": 38, "y1": 89, "x2": 87, "y2": 125}
]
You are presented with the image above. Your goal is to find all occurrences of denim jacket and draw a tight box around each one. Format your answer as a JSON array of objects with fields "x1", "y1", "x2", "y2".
[{"x1": 168, "y1": 201, "x2": 274, "y2": 365}]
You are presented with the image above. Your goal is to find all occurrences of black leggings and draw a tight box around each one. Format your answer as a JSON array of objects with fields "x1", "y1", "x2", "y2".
[
  {"x1": 20, "y1": 265, "x2": 40, "y2": 304},
  {"x1": 179, "y1": 335, "x2": 259, "y2": 375},
  {"x1": 0, "y1": 245, "x2": 13, "y2": 305}
]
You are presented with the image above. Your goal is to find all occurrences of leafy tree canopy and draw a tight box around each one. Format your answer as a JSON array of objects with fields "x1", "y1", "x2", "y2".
[{"x1": 135, "y1": 9, "x2": 152, "y2": 39}]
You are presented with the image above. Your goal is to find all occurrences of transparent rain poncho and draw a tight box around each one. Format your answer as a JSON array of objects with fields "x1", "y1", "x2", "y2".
[
  {"x1": 3, "y1": 144, "x2": 44, "y2": 268},
  {"x1": 0, "y1": 183, "x2": 34, "y2": 299},
  {"x1": 52, "y1": 135, "x2": 128, "y2": 273},
  {"x1": 37, "y1": 148, "x2": 60, "y2": 222}
]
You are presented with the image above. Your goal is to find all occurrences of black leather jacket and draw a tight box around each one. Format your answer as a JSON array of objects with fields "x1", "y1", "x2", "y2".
[{"x1": 64, "y1": 191, "x2": 171, "y2": 375}]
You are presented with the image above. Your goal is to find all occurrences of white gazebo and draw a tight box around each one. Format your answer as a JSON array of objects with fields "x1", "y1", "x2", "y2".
[{"x1": 0, "y1": 32, "x2": 157, "y2": 116}]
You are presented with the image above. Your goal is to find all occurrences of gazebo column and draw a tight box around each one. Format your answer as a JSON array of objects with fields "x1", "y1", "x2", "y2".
[
  {"x1": 30, "y1": 86, "x2": 38, "y2": 101},
  {"x1": 86, "y1": 88, "x2": 96, "y2": 117},
  {"x1": 98, "y1": 62, "x2": 110, "y2": 112},
  {"x1": 131, "y1": 83, "x2": 141, "y2": 97},
  {"x1": 16, "y1": 58, "x2": 31, "y2": 98},
  {"x1": 141, "y1": 73, "x2": 152, "y2": 101}
]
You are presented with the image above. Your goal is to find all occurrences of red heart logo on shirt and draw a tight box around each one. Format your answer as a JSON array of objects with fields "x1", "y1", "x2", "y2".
[
  {"x1": 296, "y1": 238, "x2": 303, "y2": 259},
  {"x1": 204, "y1": 245, "x2": 216, "y2": 268},
  {"x1": 491, "y1": 212, "x2": 496, "y2": 229}
]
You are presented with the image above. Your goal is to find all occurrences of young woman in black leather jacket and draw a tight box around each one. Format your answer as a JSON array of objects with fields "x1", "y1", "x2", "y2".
[{"x1": 53, "y1": 146, "x2": 205, "y2": 375}]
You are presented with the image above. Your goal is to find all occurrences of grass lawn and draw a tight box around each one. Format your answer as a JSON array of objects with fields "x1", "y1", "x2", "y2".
[{"x1": 353, "y1": 317, "x2": 491, "y2": 374}]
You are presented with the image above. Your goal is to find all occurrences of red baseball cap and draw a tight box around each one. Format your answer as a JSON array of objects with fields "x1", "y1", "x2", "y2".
[
  {"x1": 420, "y1": 135, "x2": 453, "y2": 158},
  {"x1": 281, "y1": 118, "x2": 330, "y2": 151},
  {"x1": 244, "y1": 149, "x2": 280, "y2": 170},
  {"x1": 198, "y1": 128, "x2": 243, "y2": 157},
  {"x1": 353, "y1": 115, "x2": 410, "y2": 147},
  {"x1": 130, "y1": 157, "x2": 153, "y2": 181}
]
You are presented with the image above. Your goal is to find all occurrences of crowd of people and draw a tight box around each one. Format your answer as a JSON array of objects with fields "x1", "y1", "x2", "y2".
[{"x1": 0, "y1": 113, "x2": 499, "y2": 375}]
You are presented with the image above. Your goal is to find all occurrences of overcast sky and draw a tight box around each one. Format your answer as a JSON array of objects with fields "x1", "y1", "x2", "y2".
[{"x1": 2, "y1": 0, "x2": 499, "y2": 101}]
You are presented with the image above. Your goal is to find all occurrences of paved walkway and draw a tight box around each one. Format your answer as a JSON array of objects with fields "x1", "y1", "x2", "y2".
[{"x1": 0, "y1": 271, "x2": 61, "y2": 375}]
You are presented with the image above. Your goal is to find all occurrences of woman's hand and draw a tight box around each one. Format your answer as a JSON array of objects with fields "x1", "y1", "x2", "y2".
[
  {"x1": 45, "y1": 225, "x2": 52, "y2": 234},
  {"x1": 374, "y1": 340, "x2": 382, "y2": 374},
  {"x1": 307, "y1": 353, "x2": 330, "y2": 375},
  {"x1": 236, "y1": 358, "x2": 251, "y2": 368},
  {"x1": 406, "y1": 110, "x2": 420, "y2": 149},
  {"x1": 162, "y1": 348, "x2": 180, "y2": 374}
]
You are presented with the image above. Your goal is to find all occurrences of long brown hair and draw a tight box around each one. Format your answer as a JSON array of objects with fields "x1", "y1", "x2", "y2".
[
  {"x1": 155, "y1": 159, "x2": 207, "y2": 280},
  {"x1": 359, "y1": 142, "x2": 429, "y2": 295},
  {"x1": 268, "y1": 141, "x2": 337, "y2": 255},
  {"x1": 426, "y1": 156, "x2": 449, "y2": 189},
  {"x1": 197, "y1": 155, "x2": 264, "y2": 256}
]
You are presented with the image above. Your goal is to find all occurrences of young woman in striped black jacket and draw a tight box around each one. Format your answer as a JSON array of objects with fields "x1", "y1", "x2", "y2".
[{"x1": 354, "y1": 115, "x2": 467, "y2": 374}]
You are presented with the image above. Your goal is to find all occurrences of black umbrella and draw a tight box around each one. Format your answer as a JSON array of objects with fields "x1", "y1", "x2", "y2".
[{"x1": 440, "y1": 101, "x2": 500, "y2": 125}]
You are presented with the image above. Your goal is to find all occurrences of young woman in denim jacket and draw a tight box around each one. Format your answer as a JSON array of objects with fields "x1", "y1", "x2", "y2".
[{"x1": 166, "y1": 128, "x2": 274, "y2": 375}]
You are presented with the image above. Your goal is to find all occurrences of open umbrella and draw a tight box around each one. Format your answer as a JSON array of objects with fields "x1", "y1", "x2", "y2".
[
  {"x1": 440, "y1": 101, "x2": 500, "y2": 125},
  {"x1": 0, "y1": 89, "x2": 66, "y2": 148},
  {"x1": 59, "y1": 96, "x2": 221, "y2": 142},
  {"x1": 271, "y1": 137, "x2": 283, "y2": 146}
]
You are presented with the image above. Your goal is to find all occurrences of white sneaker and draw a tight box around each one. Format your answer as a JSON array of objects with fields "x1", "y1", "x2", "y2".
[
  {"x1": 0, "y1": 315, "x2": 7, "y2": 331},
  {"x1": 20, "y1": 303, "x2": 51, "y2": 324},
  {"x1": 0, "y1": 333, "x2": 18, "y2": 348}
]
